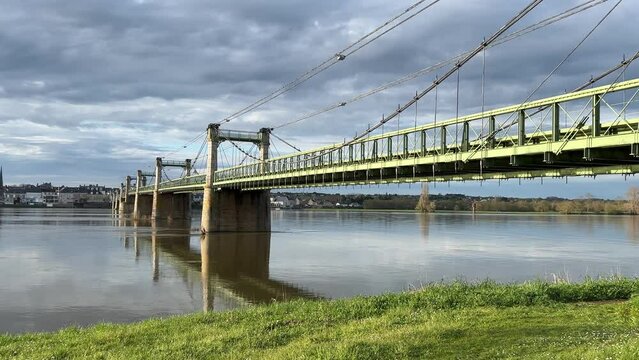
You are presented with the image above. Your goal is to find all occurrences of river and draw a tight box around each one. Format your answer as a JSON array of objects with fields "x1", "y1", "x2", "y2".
[{"x1": 1, "y1": 207, "x2": 638, "y2": 333}]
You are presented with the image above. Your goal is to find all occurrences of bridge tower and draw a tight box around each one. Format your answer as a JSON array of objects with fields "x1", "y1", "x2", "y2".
[
  {"x1": 133, "y1": 170, "x2": 155, "y2": 221},
  {"x1": 151, "y1": 158, "x2": 193, "y2": 222},
  {"x1": 111, "y1": 188, "x2": 118, "y2": 215},
  {"x1": 200, "y1": 124, "x2": 271, "y2": 233},
  {"x1": 118, "y1": 178, "x2": 135, "y2": 216}
]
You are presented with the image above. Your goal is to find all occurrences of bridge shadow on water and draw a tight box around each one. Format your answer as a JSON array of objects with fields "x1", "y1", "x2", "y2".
[{"x1": 117, "y1": 217, "x2": 319, "y2": 313}]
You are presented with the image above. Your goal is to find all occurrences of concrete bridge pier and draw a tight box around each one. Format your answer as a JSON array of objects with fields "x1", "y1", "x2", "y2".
[
  {"x1": 117, "y1": 184, "x2": 124, "y2": 216},
  {"x1": 133, "y1": 170, "x2": 153, "y2": 221},
  {"x1": 153, "y1": 193, "x2": 192, "y2": 221},
  {"x1": 111, "y1": 190, "x2": 119, "y2": 215},
  {"x1": 205, "y1": 189, "x2": 271, "y2": 232},
  {"x1": 200, "y1": 124, "x2": 271, "y2": 233},
  {"x1": 151, "y1": 158, "x2": 193, "y2": 222},
  {"x1": 119, "y1": 176, "x2": 135, "y2": 216}
]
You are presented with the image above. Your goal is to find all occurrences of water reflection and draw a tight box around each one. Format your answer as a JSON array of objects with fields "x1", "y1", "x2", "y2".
[
  {"x1": 417, "y1": 213, "x2": 430, "y2": 242},
  {"x1": 145, "y1": 221, "x2": 192, "y2": 284},
  {"x1": 624, "y1": 216, "x2": 639, "y2": 243},
  {"x1": 3, "y1": 208, "x2": 639, "y2": 334},
  {"x1": 129, "y1": 221, "x2": 318, "y2": 313}
]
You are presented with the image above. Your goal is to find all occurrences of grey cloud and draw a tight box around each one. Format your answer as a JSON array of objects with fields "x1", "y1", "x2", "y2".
[{"x1": 0, "y1": 0, "x2": 638, "y2": 197}]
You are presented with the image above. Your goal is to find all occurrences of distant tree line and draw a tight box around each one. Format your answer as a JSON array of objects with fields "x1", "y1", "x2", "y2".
[
  {"x1": 419, "y1": 194, "x2": 633, "y2": 215},
  {"x1": 276, "y1": 187, "x2": 639, "y2": 215}
]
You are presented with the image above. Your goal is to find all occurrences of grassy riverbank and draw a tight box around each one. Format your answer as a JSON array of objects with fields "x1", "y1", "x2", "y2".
[{"x1": 2, "y1": 279, "x2": 639, "y2": 359}]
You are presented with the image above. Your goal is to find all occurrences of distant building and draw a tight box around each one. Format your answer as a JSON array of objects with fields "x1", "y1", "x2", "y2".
[
  {"x1": 42, "y1": 191, "x2": 59, "y2": 205},
  {"x1": 1, "y1": 177, "x2": 115, "y2": 207},
  {"x1": 270, "y1": 195, "x2": 291, "y2": 208},
  {"x1": 4, "y1": 187, "x2": 25, "y2": 205},
  {"x1": 25, "y1": 192, "x2": 44, "y2": 204}
]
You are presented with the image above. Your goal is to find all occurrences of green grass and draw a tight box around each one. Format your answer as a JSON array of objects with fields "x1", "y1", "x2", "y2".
[{"x1": 3, "y1": 279, "x2": 639, "y2": 359}]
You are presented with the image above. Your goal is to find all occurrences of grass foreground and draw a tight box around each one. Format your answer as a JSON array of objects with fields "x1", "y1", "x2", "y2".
[{"x1": 2, "y1": 279, "x2": 639, "y2": 359}]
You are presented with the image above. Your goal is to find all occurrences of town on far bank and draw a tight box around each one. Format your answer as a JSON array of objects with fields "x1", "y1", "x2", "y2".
[
  {"x1": 2, "y1": 165, "x2": 639, "y2": 214},
  {"x1": 0, "y1": 164, "x2": 114, "y2": 208},
  {"x1": 1, "y1": 182, "x2": 115, "y2": 208}
]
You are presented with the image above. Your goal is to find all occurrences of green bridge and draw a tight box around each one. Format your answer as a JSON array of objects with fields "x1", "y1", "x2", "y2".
[
  {"x1": 146, "y1": 78, "x2": 639, "y2": 193},
  {"x1": 115, "y1": 78, "x2": 639, "y2": 232}
]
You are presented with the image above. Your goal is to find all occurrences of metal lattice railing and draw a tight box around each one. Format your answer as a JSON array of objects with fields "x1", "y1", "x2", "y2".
[{"x1": 213, "y1": 78, "x2": 639, "y2": 183}]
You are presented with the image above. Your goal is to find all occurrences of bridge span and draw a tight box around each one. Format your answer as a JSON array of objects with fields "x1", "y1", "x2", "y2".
[{"x1": 114, "y1": 78, "x2": 639, "y2": 232}]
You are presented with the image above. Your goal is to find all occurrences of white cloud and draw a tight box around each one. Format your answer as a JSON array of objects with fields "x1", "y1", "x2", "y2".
[
  {"x1": 0, "y1": 143, "x2": 43, "y2": 157},
  {"x1": 22, "y1": 80, "x2": 46, "y2": 89}
]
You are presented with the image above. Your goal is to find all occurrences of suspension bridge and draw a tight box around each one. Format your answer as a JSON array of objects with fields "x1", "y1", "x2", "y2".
[{"x1": 111, "y1": 0, "x2": 639, "y2": 232}]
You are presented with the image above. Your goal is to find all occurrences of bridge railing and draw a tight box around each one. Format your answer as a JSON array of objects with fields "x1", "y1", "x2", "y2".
[
  {"x1": 213, "y1": 78, "x2": 639, "y2": 183},
  {"x1": 138, "y1": 184, "x2": 154, "y2": 192},
  {"x1": 137, "y1": 174, "x2": 206, "y2": 193},
  {"x1": 158, "y1": 174, "x2": 206, "y2": 191}
]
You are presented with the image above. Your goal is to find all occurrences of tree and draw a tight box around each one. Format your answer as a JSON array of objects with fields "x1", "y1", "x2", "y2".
[
  {"x1": 626, "y1": 186, "x2": 639, "y2": 215},
  {"x1": 582, "y1": 193, "x2": 594, "y2": 213},
  {"x1": 415, "y1": 183, "x2": 433, "y2": 212}
]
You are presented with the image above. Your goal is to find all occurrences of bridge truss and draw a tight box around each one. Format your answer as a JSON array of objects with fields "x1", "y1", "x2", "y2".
[{"x1": 135, "y1": 78, "x2": 639, "y2": 194}]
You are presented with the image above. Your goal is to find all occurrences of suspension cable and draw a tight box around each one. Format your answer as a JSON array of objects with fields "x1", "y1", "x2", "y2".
[
  {"x1": 218, "y1": 0, "x2": 443, "y2": 125},
  {"x1": 346, "y1": 0, "x2": 544, "y2": 145},
  {"x1": 480, "y1": 38, "x2": 487, "y2": 173},
  {"x1": 190, "y1": 138, "x2": 208, "y2": 175},
  {"x1": 263, "y1": 0, "x2": 544, "y2": 167},
  {"x1": 239, "y1": 144, "x2": 257, "y2": 165},
  {"x1": 455, "y1": 66, "x2": 460, "y2": 148},
  {"x1": 161, "y1": 130, "x2": 206, "y2": 158},
  {"x1": 434, "y1": 77, "x2": 438, "y2": 153},
  {"x1": 466, "y1": 0, "x2": 624, "y2": 160},
  {"x1": 272, "y1": 0, "x2": 606, "y2": 130},
  {"x1": 501, "y1": 0, "x2": 623, "y2": 138},
  {"x1": 162, "y1": 168, "x2": 172, "y2": 182},
  {"x1": 270, "y1": 131, "x2": 302, "y2": 152},
  {"x1": 229, "y1": 141, "x2": 261, "y2": 161},
  {"x1": 218, "y1": 144, "x2": 232, "y2": 168},
  {"x1": 271, "y1": 140, "x2": 282, "y2": 158}
]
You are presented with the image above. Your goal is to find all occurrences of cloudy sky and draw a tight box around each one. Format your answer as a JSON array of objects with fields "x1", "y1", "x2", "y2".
[{"x1": 1, "y1": 0, "x2": 638, "y2": 198}]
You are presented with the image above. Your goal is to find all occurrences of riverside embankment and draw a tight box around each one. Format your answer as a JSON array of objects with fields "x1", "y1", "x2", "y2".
[{"x1": 2, "y1": 279, "x2": 639, "y2": 359}]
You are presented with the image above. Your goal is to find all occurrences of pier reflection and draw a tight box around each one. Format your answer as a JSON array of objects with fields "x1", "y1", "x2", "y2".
[
  {"x1": 624, "y1": 216, "x2": 639, "y2": 243},
  {"x1": 129, "y1": 221, "x2": 318, "y2": 313},
  {"x1": 417, "y1": 213, "x2": 430, "y2": 243}
]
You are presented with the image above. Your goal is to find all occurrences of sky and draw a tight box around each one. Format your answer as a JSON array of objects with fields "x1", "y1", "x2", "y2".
[{"x1": 1, "y1": 0, "x2": 638, "y2": 198}]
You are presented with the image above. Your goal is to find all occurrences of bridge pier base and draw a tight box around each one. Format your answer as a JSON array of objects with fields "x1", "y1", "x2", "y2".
[
  {"x1": 113, "y1": 194, "x2": 120, "y2": 216},
  {"x1": 119, "y1": 195, "x2": 134, "y2": 216},
  {"x1": 152, "y1": 193, "x2": 192, "y2": 222},
  {"x1": 134, "y1": 194, "x2": 153, "y2": 220},
  {"x1": 201, "y1": 189, "x2": 271, "y2": 232}
]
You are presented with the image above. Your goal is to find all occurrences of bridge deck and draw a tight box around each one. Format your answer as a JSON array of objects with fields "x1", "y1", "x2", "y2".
[{"x1": 138, "y1": 78, "x2": 639, "y2": 193}]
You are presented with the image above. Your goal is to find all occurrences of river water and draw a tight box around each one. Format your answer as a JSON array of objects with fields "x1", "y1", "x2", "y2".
[{"x1": 1, "y1": 207, "x2": 639, "y2": 333}]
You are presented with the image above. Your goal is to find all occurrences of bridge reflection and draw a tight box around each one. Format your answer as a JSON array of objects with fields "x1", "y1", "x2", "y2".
[{"x1": 122, "y1": 221, "x2": 318, "y2": 312}]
